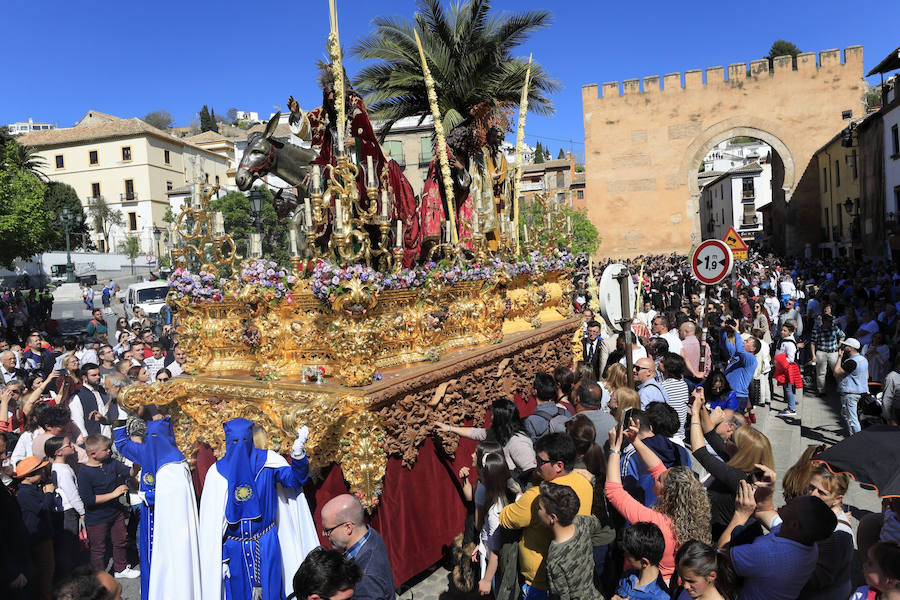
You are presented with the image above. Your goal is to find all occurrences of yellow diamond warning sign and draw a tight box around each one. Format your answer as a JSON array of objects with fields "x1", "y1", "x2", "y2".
[{"x1": 722, "y1": 226, "x2": 748, "y2": 260}]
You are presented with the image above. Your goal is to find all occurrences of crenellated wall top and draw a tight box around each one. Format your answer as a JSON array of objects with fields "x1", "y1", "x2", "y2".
[{"x1": 583, "y1": 46, "x2": 863, "y2": 99}]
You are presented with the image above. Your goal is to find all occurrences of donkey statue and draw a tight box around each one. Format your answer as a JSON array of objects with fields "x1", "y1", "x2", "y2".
[
  {"x1": 236, "y1": 112, "x2": 320, "y2": 257},
  {"x1": 235, "y1": 112, "x2": 319, "y2": 193}
]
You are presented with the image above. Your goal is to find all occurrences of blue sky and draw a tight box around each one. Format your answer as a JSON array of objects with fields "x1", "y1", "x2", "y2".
[{"x1": 3, "y1": 0, "x2": 898, "y2": 161}]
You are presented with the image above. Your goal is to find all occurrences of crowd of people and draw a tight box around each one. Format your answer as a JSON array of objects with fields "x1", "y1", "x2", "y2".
[
  {"x1": 2, "y1": 250, "x2": 900, "y2": 600},
  {"x1": 430, "y1": 252, "x2": 900, "y2": 600},
  {"x1": 0, "y1": 286, "x2": 189, "y2": 600}
]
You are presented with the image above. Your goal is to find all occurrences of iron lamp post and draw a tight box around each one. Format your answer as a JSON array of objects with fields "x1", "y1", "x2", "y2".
[
  {"x1": 60, "y1": 208, "x2": 76, "y2": 283},
  {"x1": 248, "y1": 188, "x2": 264, "y2": 257}
]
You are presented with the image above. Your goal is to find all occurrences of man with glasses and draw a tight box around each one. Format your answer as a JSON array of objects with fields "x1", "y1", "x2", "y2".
[
  {"x1": 319, "y1": 494, "x2": 394, "y2": 600},
  {"x1": 500, "y1": 433, "x2": 592, "y2": 600},
  {"x1": 98, "y1": 346, "x2": 117, "y2": 377},
  {"x1": 0, "y1": 351, "x2": 23, "y2": 384},
  {"x1": 634, "y1": 357, "x2": 669, "y2": 409}
]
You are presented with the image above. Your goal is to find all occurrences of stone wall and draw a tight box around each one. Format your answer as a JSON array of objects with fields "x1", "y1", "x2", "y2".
[{"x1": 582, "y1": 46, "x2": 866, "y2": 257}]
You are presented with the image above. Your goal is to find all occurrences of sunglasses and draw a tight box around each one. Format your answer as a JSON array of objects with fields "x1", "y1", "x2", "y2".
[{"x1": 633, "y1": 366, "x2": 651, "y2": 372}]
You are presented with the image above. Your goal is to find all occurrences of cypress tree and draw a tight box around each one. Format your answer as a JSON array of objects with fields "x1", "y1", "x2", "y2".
[{"x1": 534, "y1": 140, "x2": 544, "y2": 164}]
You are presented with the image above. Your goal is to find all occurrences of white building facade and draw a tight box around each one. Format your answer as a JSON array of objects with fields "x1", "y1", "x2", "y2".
[
  {"x1": 8, "y1": 118, "x2": 55, "y2": 134},
  {"x1": 699, "y1": 162, "x2": 768, "y2": 241},
  {"x1": 19, "y1": 111, "x2": 230, "y2": 256}
]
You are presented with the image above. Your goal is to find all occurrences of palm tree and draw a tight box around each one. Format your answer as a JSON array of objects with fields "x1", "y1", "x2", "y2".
[
  {"x1": 1, "y1": 140, "x2": 48, "y2": 180},
  {"x1": 352, "y1": 0, "x2": 559, "y2": 139}
]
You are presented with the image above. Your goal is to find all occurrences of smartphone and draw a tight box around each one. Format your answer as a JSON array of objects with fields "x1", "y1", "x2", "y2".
[
  {"x1": 619, "y1": 407, "x2": 634, "y2": 436},
  {"x1": 748, "y1": 468, "x2": 765, "y2": 484}
]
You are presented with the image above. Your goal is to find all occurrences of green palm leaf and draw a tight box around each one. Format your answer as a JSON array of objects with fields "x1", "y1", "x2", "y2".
[{"x1": 351, "y1": 0, "x2": 558, "y2": 140}]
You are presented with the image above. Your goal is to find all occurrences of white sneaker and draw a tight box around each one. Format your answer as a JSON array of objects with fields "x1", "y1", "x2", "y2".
[{"x1": 115, "y1": 567, "x2": 140, "y2": 579}]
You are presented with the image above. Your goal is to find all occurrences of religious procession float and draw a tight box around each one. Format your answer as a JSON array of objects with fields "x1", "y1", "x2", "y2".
[{"x1": 121, "y1": 0, "x2": 581, "y2": 583}]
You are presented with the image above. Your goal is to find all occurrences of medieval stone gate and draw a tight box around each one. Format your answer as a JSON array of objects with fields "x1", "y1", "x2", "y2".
[{"x1": 581, "y1": 46, "x2": 866, "y2": 257}]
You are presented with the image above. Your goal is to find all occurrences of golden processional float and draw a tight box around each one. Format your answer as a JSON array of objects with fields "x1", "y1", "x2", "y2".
[{"x1": 121, "y1": 3, "x2": 578, "y2": 510}]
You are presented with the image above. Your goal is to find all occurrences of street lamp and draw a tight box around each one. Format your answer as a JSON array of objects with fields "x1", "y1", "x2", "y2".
[
  {"x1": 59, "y1": 207, "x2": 78, "y2": 283},
  {"x1": 153, "y1": 226, "x2": 162, "y2": 264},
  {"x1": 248, "y1": 188, "x2": 264, "y2": 257}
]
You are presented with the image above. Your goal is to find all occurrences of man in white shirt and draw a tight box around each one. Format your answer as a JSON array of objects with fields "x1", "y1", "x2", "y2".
[
  {"x1": 650, "y1": 315, "x2": 683, "y2": 355},
  {"x1": 636, "y1": 301, "x2": 657, "y2": 331},
  {"x1": 167, "y1": 346, "x2": 188, "y2": 378},
  {"x1": 764, "y1": 289, "x2": 780, "y2": 327},
  {"x1": 143, "y1": 342, "x2": 166, "y2": 382},
  {"x1": 854, "y1": 310, "x2": 880, "y2": 347},
  {"x1": 69, "y1": 364, "x2": 111, "y2": 439}
]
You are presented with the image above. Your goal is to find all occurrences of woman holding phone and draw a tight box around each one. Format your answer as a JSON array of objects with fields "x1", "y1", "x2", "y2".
[{"x1": 687, "y1": 386, "x2": 775, "y2": 539}]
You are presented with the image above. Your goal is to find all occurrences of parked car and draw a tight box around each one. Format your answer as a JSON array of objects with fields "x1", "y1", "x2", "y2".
[{"x1": 124, "y1": 281, "x2": 171, "y2": 321}]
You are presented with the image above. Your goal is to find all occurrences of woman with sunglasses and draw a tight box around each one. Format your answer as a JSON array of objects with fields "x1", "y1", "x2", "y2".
[
  {"x1": 751, "y1": 301, "x2": 772, "y2": 344},
  {"x1": 112, "y1": 317, "x2": 130, "y2": 348}
]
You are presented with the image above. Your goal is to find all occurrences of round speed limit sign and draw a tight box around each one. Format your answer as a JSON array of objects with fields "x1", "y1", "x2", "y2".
[{"x1": 690, "y1": 240, "x2": 733, "y2": 285}]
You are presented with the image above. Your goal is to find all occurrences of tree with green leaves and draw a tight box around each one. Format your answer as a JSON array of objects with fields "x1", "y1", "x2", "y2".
[
  {"x1": 767, "y1": 40, "x2": 801, "y2": 69},
  {"x1": 86, "y1": 196, "x2": 125, "y2": 253},
  {"x1": 119, "y1": 235, "x2": 141, "y2": 275},
  {"x1": 352, "y1": 0, "x2": 559, "y2": 139},
  {"x1": 557, "y1": 148, "x2": 565, "y2": 160},
  {"x1": 1, "y1": 140, "x2": 47, "y2": 180},
  {"x1": 209, "y1": 189, "x2": 290, "y2": 269},
  {"x1": 534, "y1": 140, "x2": 544, "y2": 164},
  {"x1": 200, "y1": 105, "x2": 217, "y2": 133},
  {"x1": 143, "y1": 110, "x2": 173, "y2": 129},
  {"x1": 44, "y1": 182, "x2": 90, "y2": 250},
  {"x1": 544, "y1": 146, "x2": 551, "y2": 161},
  {"x1": 0, "y1": 152, "x2": 55, "y2": 268},
  {"x1": 517, "y1": 199, "x2": 599, "y2": 256}
]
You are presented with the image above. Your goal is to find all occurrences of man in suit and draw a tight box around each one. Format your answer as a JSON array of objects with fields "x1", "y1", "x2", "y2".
[
  {"x1": 70, "y1": 363, "x2": 111, "y2": 439},
  {"x1": 582, "y1": 320, "x2": 605, "y2": 378},
  {"x1": 320, "y1": 494, "x2": 395, "y2": 600}
]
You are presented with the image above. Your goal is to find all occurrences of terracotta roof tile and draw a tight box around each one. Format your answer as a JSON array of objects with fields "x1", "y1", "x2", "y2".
[
  {"x1": 18, "y1": 117, "x2": 222, "y2": 156},
  {"x1": 185, "y1": 131, "x2": 229, "y2": 143}
]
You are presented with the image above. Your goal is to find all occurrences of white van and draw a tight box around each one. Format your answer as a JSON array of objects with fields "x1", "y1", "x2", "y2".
[{"x1": 124, "y1": 281, "x2": 171, "y2": 320}]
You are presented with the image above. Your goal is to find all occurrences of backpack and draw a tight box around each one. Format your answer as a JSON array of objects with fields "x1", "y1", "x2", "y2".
[{"x1": 529, "y1": 405, "x2": 569, "y2": 440}]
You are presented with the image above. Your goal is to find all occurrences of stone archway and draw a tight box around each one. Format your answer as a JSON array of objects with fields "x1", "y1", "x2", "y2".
[
  {"x1": 681, "y1": 118, "x2": 796, "y2": 243},
  {"x1": 581, "y1": 46, "x2": 866, "y2": 257}
]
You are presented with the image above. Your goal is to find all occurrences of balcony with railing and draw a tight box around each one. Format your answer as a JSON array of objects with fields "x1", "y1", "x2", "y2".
[
  {"x1": 521, "y1": 181, "x2": 544, "y2": 192},
  {"x1": 120, "y1": 193, "x2": 137, "y2": 203},
  {"x1": 741, "y1": 189, "x2": 755, "y2": 202},
  {"x1": 740, "y1": 215, "x2": 760, "y2": 229},
  {"x1": 85, "y1": 196, "x2": 104, "y2": 205}
]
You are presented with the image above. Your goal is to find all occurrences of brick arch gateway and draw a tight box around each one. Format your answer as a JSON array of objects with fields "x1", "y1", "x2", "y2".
[{"x1": 581, "y1": 46, "x2": 866, "y2": 257}]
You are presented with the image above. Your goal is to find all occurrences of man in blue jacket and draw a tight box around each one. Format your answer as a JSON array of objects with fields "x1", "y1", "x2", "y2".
[
  {"x1": 321, "y1": 494, "x2": 395, "y2": 600},
  {"x1": 721, "y1": 319, "x2": 760, "y2": 414}
]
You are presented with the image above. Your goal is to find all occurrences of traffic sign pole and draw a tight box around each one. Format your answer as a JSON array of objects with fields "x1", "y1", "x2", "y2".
[{"x1": 690, "y1": 240, "x2": 733, "y2": 379}]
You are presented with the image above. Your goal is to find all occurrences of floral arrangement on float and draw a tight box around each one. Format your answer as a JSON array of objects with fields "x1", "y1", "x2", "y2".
[{"x1": 169, "y1": 249, "x2": 575, "y2": 306}]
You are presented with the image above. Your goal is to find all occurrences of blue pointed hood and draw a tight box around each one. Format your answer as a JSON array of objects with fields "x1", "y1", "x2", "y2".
[{"x1": 218, "y1": 418, "x2": 266, "y2": 523}]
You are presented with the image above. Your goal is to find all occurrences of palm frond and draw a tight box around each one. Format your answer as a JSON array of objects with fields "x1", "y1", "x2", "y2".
[{"x1": 351, "y1": 0, "x2": 557, "y2": 132}]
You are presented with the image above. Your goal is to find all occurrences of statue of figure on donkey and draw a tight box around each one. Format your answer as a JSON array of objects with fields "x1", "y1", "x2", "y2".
[{"x1": 286, "y1": 66, "x2": 422, "y2": 267}]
